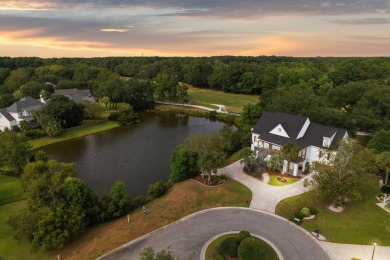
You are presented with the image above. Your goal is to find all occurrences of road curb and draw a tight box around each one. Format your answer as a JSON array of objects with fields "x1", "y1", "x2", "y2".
[{"x1": 98, "y1": 207, "x2": 332, "y2": 260}]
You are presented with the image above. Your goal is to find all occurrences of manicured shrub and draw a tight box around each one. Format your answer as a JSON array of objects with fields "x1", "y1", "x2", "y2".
[
  {"x1": 381, "y1": 185, "x2": 390, "y2": 194},
  {"x1": 308, "y1": 206, "x2": 317, "y2": 215},
  {"x1": 212, "y1": 251, "x2": 225, "y2": 260},
  {"x1": 148, "y1": 181, "x2": 167, "y2": 199},
  {"x1": 219, "y1": 237, "x2": 240, "y2": 257},
  {"x1": 210, "y1": 175, "x2": 229, "y2": 185},
  {"x1": 238, "y1": 237, "x2": 265, "y2": 260},
  {"x1": 301, "y1": 207, "x2": 311, "y2": 217},
  {"x1": 294, "y1": 211, "x2": 305, "y2": 220},
  {"x1": 238, "y1": 231, "x2": 252, "y2": 242}
]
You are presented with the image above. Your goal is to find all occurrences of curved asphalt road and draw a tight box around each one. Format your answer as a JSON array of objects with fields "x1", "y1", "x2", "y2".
[{"x1": 99, "y1": 207, "x2": 330, "y2": 260}]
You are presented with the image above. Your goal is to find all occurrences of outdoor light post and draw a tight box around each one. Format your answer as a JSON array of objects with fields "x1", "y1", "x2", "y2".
[{"x1": 371, "y1": 242, "x2": 377, "y2": 260}]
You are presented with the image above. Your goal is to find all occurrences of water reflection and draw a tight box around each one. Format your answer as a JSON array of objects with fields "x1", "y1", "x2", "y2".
[{"x1": 41, "y1": 112, "x2": 225, "y2": 198}]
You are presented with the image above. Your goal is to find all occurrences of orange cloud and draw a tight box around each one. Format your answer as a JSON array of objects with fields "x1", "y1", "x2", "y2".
[
  {"x1": 0, "y1": 28, "x2": 112, "y2": 53},
  {"x1": 100, "y1": 29, "x2": 132, "y2": 33},
  {"x1": 0, "y1": 1, "x2": 57, "y2": 10}
]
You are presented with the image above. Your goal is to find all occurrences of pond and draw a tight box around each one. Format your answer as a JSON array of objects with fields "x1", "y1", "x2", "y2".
[{"x1": 40, "y1": 112, "x2": 225, "y2": 198}]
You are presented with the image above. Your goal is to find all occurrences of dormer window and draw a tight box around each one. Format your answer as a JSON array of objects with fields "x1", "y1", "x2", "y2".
[{"x1": 323, "y1": 137, "x2": 330, "y2": 148}]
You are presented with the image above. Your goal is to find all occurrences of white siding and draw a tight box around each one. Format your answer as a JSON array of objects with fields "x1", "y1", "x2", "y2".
[
  {"x1": 306, "y1": 146, "x2": 320, "y2": 163},
  {"x1": 269, "y1": 124, "x2": 289, "y2": 138}
]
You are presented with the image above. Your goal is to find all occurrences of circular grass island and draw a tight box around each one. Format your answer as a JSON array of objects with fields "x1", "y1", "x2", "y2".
[{"x1": 204, "y1": 232, "x2": 280, "y2": 260}]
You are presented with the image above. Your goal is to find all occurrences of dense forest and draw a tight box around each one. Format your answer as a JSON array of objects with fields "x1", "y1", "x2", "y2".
[{"x1": 1, "y1": 56, "x2": 389, "y2": 132}]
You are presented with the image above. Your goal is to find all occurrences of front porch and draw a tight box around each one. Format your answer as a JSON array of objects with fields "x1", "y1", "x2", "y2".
[{"x1": 253, "y1": 146, "x2": 308, "y2": 177}]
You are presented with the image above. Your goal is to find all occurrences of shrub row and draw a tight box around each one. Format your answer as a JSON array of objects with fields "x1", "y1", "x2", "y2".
[{"x1": 218, "y1": 231, "x2": 266, "y2": 259}]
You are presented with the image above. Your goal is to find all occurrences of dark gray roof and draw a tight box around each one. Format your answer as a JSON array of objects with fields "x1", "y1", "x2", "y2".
[
  {"x1": 6, "y1": 96, "x2": 44, "y2": 113},
  {"x1": 54, "y1": 89, "x2": 93, "y2": 104},
  {"x1": 0, "y1": 109, "x2": 15, "y2": 122},
  {"x1": 253, "y1": 112, "x2": 348, "y2": 150}
]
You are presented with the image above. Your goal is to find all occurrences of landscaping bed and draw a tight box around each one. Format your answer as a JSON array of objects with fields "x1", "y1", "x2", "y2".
[
  {"x1": 192, "y1": 174, "x2": 229, "y2": 186},
  {"x1": 205, "y1": 232, "x2": 279, "y2": 260}
]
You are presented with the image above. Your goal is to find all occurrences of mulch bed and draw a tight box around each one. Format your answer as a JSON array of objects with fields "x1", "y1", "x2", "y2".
[
  {"x1": 267, "y1": 168, "x2": 301, "y2": 179},
  {"x1": 192, "y1": 174, "x2": 228, "y2": 186}
]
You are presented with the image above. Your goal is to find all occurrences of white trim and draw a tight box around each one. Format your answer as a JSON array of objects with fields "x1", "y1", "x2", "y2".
[
  {"x1": 269, "y1": 124, "x2": 289, "y2": 138},
  {"x1": 297, "y1": 118, "x2": 310, "y2": 139}
]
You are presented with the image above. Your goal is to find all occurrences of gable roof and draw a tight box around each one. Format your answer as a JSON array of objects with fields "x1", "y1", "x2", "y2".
[
  {"x1": 0, "y1": 109, "x2": 15, "y2": 122},
  {"x1": 253, "y1": 111, "x2": 348, "y2": 150},
  {"x1": 7, "y1": 96, "x2": 44, "y2": 113},
  {"x1": 54, "y1": 89, "x2": 93, "y2": 104}
]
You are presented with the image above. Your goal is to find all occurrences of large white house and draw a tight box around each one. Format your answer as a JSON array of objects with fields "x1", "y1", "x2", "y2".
[
  {"x1": 251, "y1": 112, "x2": 349, "y2": 176},
  {"x1": 0, "y1": 96, "x2": 45, "y2": 131}
]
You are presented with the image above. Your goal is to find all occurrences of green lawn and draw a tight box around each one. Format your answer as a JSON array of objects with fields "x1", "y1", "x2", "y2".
[
  {"x1": 0, "y1": 175, "x2": 23, "y2": 202},
  {"x1": 0, "y1": 201, "x2": 53, "y2": 260},
  {"x1": 276, "y1": 174, "x2": 390, "y2": 245},
  {"x1": 268, "y1": 175, "x2": 299, "y2": 186},
  {"x1": 205, "y1": 233, "x2": 279, "y2": 260},
  {"x1": 29, "y1": 121, "x2": 119, "y2": 149},
  {"x1": 221, "y1": 148, "x2": 244, "y2": 167},
  {"x1": 187, "y1": 85, "x2": 259, "y2": 114}
]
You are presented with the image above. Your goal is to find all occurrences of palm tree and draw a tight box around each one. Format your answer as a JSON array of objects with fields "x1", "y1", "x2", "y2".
[
  {"x1": 379, "y1": 151, "x2": 390, "y2": 185},
  {"x1": 281, "y1": 142, "x2": 299, "y2": 175}
]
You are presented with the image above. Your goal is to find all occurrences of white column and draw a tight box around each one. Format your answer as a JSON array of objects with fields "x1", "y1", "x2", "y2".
[
  {"x1": 283, "y1": 160, "x2": 288, "y2": 174},
  {"x1": 293, "y1": 163, "x2": 299, "y2": 176},
  {"x1": 302, "y1": 160, "x2": 306, "y2": 172}
]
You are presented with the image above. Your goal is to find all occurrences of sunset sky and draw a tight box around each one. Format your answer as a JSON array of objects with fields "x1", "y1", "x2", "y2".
[{"x1": 1, "y1": 0, "x2": 390, "y2": 57}]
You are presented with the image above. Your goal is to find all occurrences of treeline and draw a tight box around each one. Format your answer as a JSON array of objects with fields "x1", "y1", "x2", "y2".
[{"x1": 1, "y1": 56, "x2": 390, "y2": 132}]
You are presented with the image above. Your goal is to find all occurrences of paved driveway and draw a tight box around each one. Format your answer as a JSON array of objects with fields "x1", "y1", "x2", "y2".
[
  {"x1": 217, "y1": 161, "x2": 312, "y2": 213},
  {"x1": 99, "y1": 207, "x2": 330, "y2": 260}
]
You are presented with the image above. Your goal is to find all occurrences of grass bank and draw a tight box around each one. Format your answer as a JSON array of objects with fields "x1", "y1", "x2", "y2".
[
  {"x1": 0, "y1": 175, "x2": 24, "y2": 206},
  {"x1": 0, "y1": 175, "x2": 23, "y2": 200},
  {"x1": 187, "y1": 85, "x2": 259, "y2": 114},
  {"x1": 0, "y1": 201, "x2": 54, "y2": 260},
  {"x1": 276, "y1": 174, "x2": 390, "y2": 245},
  {"x1": 29, "y1": 121, "x2": 119, "y2": 149},
  {"x1": 57, "y1": 179, "x2": 251, "y2": 260}
]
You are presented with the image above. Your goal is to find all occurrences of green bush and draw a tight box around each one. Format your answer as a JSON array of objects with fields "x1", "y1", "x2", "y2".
[
  {"x1": 210, "y1": 175, "x2": 229, "y2": 185},
  {"x1": 219, "y1": 237, "x2": 239, "y2": 257},
  {"x1": 301, "y1": 207, "x2": 311, "y2": 217},
  {"x1": 308, "y1": 206, "x2": 317, "y2": 215},
  {"x1": 294, "y1": 211, "x2": 305, "y2": 220},
  {"x1": 148, "y1": 181, "x2": 167, "y2": 199},
  {"x1": 208, "y1": 110, "x2": 217, "y2": 119},
  {"x1": 238, "y1": 237, "x2": 265, "y2": 260},
  {"x1": 169, "y1": 144, "x2": 199, "y2": 183},
  {"x1": 212, "y1": 251, "x2": 225, "y2": 260},
  {"x1": 238, "y1": 231, "x2": 252, "y2": 242},
  {"x1": 134, "y1": 195, "x2": 147, "y2": 208}
]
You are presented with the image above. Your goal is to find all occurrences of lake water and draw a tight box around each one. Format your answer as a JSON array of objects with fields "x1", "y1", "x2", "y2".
[{"x1": 40, "y1": 112, "x2": 225, "y2": 198}]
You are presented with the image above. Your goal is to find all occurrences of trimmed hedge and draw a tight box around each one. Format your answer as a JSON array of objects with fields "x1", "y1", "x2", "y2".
[
  {"x1": 219, "y1": 237, "x2": 239, "y2": 257},
  {"x1": 308, "y1": 206, "x2": 317, "y2": 215},
  {"x1": 294, "y1": 211, "x2": 305, "y2": 220},
  {"x1": 301, "y1": 207, "x2": 311, "y2": 217},
  {"x1": 238, "y1": 230, "x2": 252, "y2": 242},
  {"x1": 238, "y1": 237, "x2": 265, "y2": 260}
]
